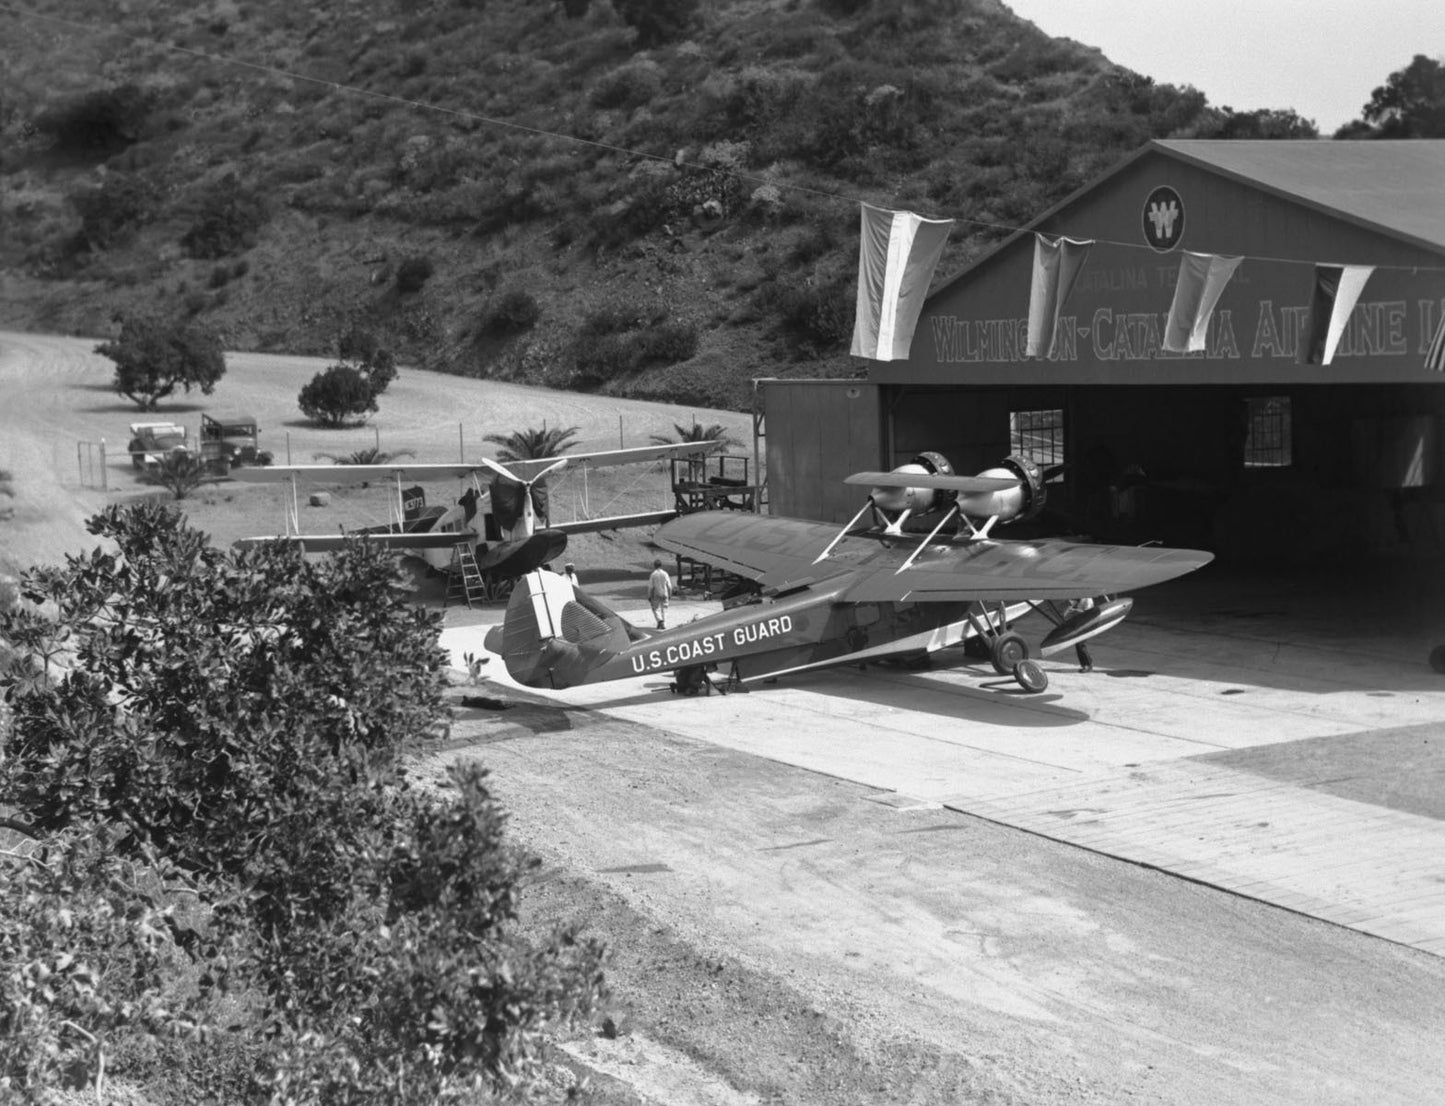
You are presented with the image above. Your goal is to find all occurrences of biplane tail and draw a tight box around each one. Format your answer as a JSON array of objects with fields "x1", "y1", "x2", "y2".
[{"x1": 490, "y1": 569, "x2": 646, "y2": 689}]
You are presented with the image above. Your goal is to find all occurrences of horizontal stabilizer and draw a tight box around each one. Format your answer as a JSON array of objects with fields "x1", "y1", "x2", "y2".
[{"x1": 845, "y1": 471, "x2": 1019, "y2": 493}]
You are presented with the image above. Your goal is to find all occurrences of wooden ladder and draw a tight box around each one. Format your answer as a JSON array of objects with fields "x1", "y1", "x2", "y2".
[{"x1": 446, "y1": 542, "x2": 488, "y2": 608}]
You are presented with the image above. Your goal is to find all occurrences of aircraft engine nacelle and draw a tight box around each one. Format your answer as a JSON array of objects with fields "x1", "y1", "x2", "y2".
[
  {"x1": 956, "y1": 455, "x2": 1046, "y2": 525},
  {"x1": 868, "y1": 451, "x2": 956, "y2": 515}
]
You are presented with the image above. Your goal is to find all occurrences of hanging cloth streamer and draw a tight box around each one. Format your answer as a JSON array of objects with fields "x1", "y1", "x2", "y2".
[
  {"x1": 851, "y1": 202, "x2": 955, "y2": 361},
  {"x1": 1162, "y1": 251, "x2": 1243, "y2": 353},
  {"x1": 1301, "y1": 264, "x2": 1374, "y2": 365},
  {"x1": 1025, "y1": 234, "x2": 1094, "y2": 358}
]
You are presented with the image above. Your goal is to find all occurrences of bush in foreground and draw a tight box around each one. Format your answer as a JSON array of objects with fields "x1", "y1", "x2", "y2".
[{"x1": 0, "y1": 503, "x2": 606, "y2": 1102}]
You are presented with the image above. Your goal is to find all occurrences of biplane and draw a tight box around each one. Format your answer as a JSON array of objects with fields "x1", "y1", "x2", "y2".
[
  {"x1": 232, "y1": 440, "x2": 721, "y2": 583},
  {"x1": 488, "y1": 452, "x2": 1213, "y2": 695}
]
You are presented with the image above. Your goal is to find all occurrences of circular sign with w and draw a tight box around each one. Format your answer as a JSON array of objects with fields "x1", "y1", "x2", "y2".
[{"x1": 1142, "y1": 186, "x2": 1185, "y2": 252}]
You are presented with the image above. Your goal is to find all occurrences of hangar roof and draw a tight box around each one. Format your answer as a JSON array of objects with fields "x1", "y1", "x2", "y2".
[{"x1": 1153, "y1": 140, "x2": 1445, "y2": 253}]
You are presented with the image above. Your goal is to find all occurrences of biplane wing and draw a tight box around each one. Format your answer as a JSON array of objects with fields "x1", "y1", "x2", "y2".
[{"x1": 231, "y1": 441, "x2": 723, "y2": 486}]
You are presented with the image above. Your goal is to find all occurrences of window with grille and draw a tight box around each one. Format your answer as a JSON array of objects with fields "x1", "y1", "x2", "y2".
[
  {"x1": 1243, "y1": 396, "x2": 1292, "y2": 468},
  {"x1": 1009, "y1": 408, "x2": 1064, "y2": 466}
]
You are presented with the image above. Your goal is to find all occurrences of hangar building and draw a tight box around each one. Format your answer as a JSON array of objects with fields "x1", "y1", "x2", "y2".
[{"x1": 760, "y1": 140, "x2": 1445, "y2": 564}]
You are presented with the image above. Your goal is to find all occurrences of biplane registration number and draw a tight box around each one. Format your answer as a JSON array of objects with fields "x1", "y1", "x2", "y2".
[{"x1": 630, "y1": 615, "x2": 794, "y2": 673}]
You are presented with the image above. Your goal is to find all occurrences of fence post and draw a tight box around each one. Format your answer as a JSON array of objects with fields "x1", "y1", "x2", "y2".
[
  {"x1": 100, "y1": 439, "x2": 108, "y2": 491},
  {"x1": 286, "y1": 431, "x2": 292, "y2": 465},
  {"x1": 459, "y1": 421, "x2": 464, "y2": 462}
]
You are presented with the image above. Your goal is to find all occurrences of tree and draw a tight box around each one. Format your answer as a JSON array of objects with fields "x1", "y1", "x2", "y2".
[
  {"x1": 0, "y1": 503, "x2": 605, "y2": 1099},
  {"x1": 1211, "y1": 107, "x2": 1318, "y2": 140},
  {"x1": 482, "y1": 424, "x2": 581, "y2": 462},
  {"x1": 649, "y1": 421, "x2": 739, "y2": 449},
  {"x1": 1351, "y1": 54, "x2": 1445, "y2": 137},
  {"x1": 95, "y1": 313, "x2": 226, "y2": 411},
  {"x1": 297, "y1": 327, "x2": 399, "y2": 427}
]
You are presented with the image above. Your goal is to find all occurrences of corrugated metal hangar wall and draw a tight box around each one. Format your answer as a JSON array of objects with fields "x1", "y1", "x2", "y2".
[{"x1": 763, "y1": 140, "x2": 1445, "y2": 564}]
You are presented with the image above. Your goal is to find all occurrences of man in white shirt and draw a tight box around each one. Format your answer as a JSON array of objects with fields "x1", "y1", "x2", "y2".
[{"x1": 647, "y1": 559, "x2": 673, "y2": 629}]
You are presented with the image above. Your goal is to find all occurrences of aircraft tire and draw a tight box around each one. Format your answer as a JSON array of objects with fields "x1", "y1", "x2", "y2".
[
  {"x1": 1013, "y1": 659, "x2": 1048, "y2": 693},
  {"x1": 990, "y1": 631, "x2": 1029, "y2": 675},
  {"x1": 1430, "y1": 644, "x2": 1445, "y2": 674}
]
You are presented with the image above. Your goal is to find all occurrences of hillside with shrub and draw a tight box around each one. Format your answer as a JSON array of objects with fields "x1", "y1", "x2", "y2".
[{"x1": 0, "y1": 0, "x2": 1319, "y2": 410}]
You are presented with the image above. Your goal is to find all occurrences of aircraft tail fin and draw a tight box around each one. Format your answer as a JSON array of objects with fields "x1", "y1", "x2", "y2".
[{"x1": 496, "y1": 570, "x2": 643, "y2": 689}]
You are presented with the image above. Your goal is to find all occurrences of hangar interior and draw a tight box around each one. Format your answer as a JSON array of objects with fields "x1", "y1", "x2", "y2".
[
  {"x1": 884, "y1": 382, "x2": 1443, "y2": 562},
  {"x1": 763, "y1": 140, "x2": 1445, "y2": 567}
]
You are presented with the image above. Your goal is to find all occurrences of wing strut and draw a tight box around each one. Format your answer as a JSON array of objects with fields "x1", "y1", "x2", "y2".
[
  {"x1": 812, "y1": 500, "x2": 875, "y2": 565},
  {"x1": 894, "y1": 504, "x2": 960, "y2": 574}
]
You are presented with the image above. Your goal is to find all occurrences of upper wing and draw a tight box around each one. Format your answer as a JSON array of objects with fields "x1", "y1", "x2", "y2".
[
  {"x1": 837, "y1": 539, "x2": 1213, "y2": 603},
  {"x1": 232, "y1": 463, "x2": 478, "y2": 485},
  {"x1": 653, "y1": 511, "x2": 841, "y2": 585},
  {"x1": 844, "y1": 471, "x2": 1018, "y2": 493},
  {"x1": 230, "y1": 441, "x2": 721, "y2": 485},
  {"x1": 234, "y1": 530, "x2": 476, "y2": 551}
]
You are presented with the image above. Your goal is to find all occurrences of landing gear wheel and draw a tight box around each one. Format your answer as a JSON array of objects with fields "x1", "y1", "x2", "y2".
[
  {"x1": 990, "y1": 631, "x2": 1029, "y2": 675},
  {"x1": 1013, "y1": 659, "x2": 1048, "y2": 693},
  {"x1": 1430, "y1": 645, "x2": 1445, "y2": 674}
]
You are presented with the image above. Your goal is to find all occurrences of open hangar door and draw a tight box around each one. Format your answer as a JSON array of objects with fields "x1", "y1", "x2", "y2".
[{"x1": 883, "y1": 383, "x2": 1445, "y2": 564}]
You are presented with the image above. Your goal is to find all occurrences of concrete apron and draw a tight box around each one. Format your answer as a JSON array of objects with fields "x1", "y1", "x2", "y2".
[{"x1": 441, "y1": 593, "x2": 1445, "y2": 957}]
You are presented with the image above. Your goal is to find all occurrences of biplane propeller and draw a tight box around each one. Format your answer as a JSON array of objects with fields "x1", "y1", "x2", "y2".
[{"x1": 486, "y1": 452, "x2": 1212, "y2": 696}]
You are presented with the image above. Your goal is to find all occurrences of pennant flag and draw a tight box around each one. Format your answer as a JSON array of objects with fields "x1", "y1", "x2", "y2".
[
  {"x1": 851, "y1": 202, "x2": 954, "y2": 361},
  {"x1": 1162, "y1": 251, "x2": 1243, "y2": 353},
  {"x1": 1025, "y1": 234, "x2": 1093, "y2": 358},
  {"x1": 1301, "y1": 264, "x2": 1374, "y2": 365},
  {"x1": 1425, "y1": 310, "x2": 1445, "y2": 373}
]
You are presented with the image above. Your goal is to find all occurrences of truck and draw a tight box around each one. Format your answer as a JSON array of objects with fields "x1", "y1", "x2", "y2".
[
  {"x1": 126, "y1": 421, "x2": 191, "y2": 470},
  {"x1": 199, "y1": 414, "x2": 267, "y2": 473}
]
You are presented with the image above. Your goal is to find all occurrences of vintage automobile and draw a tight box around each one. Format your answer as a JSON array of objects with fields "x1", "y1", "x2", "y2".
[
  {"x1": 126, "y1": 421, "x2": 191, "y2": 469},
  {"x1": 200, "y1": 413, "x2": 267, "y2": 472}
]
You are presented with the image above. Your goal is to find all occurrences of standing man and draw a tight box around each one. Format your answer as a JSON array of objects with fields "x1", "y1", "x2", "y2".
[
  {"x1": 647, "y1": 558, "x2": 673, "y2": 630},
  {"x1": 1069, "y1": 595, "x2": 1096, "y2": 672}
]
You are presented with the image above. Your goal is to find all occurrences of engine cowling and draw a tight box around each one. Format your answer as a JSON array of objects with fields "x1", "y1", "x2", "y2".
[
  {"x1": 867, "y1": 451, "x2": 956, "y2": 515},
  {"x1": 955, "y1": 455, "x2": 1046, "y2": 525}
]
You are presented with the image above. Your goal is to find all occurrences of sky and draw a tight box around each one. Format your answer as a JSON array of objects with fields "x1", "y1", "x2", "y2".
[{"x1": 1004, "y1": 0, "x2": 1445, "y2": 135}]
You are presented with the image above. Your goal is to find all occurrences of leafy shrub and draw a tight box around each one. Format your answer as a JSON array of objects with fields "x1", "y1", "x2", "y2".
[
  {"x1": 481, "y1": 289, "x2": 542, "y2": 337},
  {"x1": 179, "y1": 174, "x2": 268, "y2": 259},
  {"x1": 573, "y1": 318, "x2": 698, "y2": 387},
  {"x1": 69, "y1": 172, "x2": 155, "y2": 250},
  {"x1": 590, "y1": 61, "x2": 663, "y2": 110},
  {"x1": 298, "y1": 364, "x2": 379, "y2": 427},
  {"x1": 0, "y1": 829, "x2": 212, "y2": 1099},
  {"x1": 395, "y1": 254, "x2": 434, "y2": 292},
  {"x1": 773, "y1": 279, "x2": 852, "y2": 354},
  {"x1": 0, "y1": 504, "x2": 605, "y2": 1100}
]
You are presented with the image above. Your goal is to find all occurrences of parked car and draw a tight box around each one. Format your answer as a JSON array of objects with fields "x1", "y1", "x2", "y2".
[
  {"x1": 127, "y1": 421, "x2": 191, "y2": 469},
  {"x1": 200, "y1": 413, "x2": 268, "y2": 472}
]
